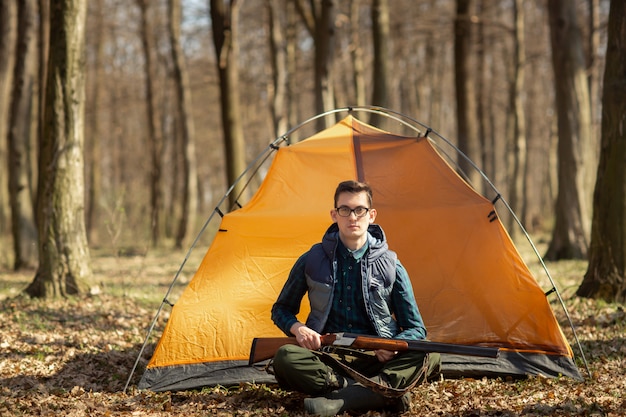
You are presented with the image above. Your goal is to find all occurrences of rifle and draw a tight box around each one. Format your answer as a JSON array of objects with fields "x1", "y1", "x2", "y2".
[{"x1": 249, "y1": 332, "x2": 500, "y2": 365}]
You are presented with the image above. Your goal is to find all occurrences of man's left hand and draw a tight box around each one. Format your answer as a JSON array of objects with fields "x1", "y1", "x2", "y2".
[{"x1": 374, "y1": 349, "x2": 397, "y2": 363}]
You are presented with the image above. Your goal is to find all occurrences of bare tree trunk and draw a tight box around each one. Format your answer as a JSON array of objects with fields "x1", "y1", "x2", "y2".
[
  {"x1": 369, "y1": 0, "x2": 389, "y2": 128},
  {"x1": 523, "y1": 1, "x2": 552, "y2": 233},
  {"x1": 137, "y1": 0, "x2": 163, "y2": 246},
  {"x1": 0, "y1": 0, "x2": 18, "y2": 237},
  {"x1": 475, "y1": 1, "x2": 487, "y2": 178},
  {"x1": 161, "y1": 88, "x2": 177, "y2": 240},
  {"x1": 349, "y1": 0, "x2": 365, "y2": 107},
  {"x1": 425, "y1": 0, "x2": 443, "y2": 130},
  {"x1": 165, "y1": 117, "x2": 180, "y2": 238},
  {"x1": 587, "y1": 0, "x2": 600, "y2": 146},
  {"x1": 8, "y1": 0, "x2": 38, "y2": 270},
  {"x1": 37, "y1": 0, "x2": 49, "y2": 172},
  {"x1": 474, "y1": 0, "x2": 498, "y2": 195},
  {"x1": 26, "y1": 0, "x2": 92, "y2": 298},
  {"x1": 210, "y1": 0, "x2": 247, "y2": 208},
  {"x1": 294, "y1": 0, "x2": 335, "y2": 130},
  {"x1": 483, "y1": 35, "x2": 499, "y2": 197},
  {"x1": 507, "y1": 0, "x2": 527, "y2": 236},
  {"x1": 545, "y1": 0, "x2": 594, "y2": 260},
  {"x1": 454, "y1": 0, "x2": 481, "y2": 191},
  {"x1": 86, "y1": 0, "x2": 104, "y2": 246},
  {"x1": 169, "y1": 0, "x2": 198, "y2": 248},
  {"x1": 577, "y1": 0, "x2": 626, "y2": 303},
  {"x1": 266, "y1": 0, "x2": 288, "y2": 137},
  {"x1": 286, "y1": 0, "x2": 299, "y2": 139},
  {"x1": 314, "y1": 0, "x2": 335, "y2": 129}
]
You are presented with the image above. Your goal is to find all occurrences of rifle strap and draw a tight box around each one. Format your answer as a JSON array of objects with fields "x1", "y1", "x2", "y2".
[{"x1": 314, "y1": 347, "x2": 430, "y2": 399}]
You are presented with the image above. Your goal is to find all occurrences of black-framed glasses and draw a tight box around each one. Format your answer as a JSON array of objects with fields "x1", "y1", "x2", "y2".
[{"x1": 335, "y1": 206, "x2": 370, "y2": 218}]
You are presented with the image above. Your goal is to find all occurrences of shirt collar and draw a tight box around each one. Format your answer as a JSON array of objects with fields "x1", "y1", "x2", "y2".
[{"x1": 337, "y1": 238, "x2": 369, "y2": 261}]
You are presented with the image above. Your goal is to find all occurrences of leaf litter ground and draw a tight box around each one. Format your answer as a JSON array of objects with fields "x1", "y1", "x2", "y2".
[{"x1": 1, "y1": 249, "x2": 625, "y2": 416}]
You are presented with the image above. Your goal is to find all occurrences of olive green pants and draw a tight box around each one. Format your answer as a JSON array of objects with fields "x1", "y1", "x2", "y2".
[{"x1": 271, "y1": 344, "x2": 441, "y2": 396}]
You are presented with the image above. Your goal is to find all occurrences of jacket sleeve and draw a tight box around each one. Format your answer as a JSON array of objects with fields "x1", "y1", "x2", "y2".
[
  {"x1": 391, "y1": 260, "x2": 428, "y2": 341},
  {"x1": 271, "y1": 252, "x2": 309, "y2": 336}
]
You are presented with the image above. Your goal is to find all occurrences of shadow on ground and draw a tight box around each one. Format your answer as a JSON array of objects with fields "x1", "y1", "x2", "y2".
[{"x1": 0, "y1": 342, "x2": 155, "y2": 394}]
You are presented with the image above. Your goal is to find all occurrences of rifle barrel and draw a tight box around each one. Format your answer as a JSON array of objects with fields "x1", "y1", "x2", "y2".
[{"x1": 406, "y1": 339, "x2": 500, "y2": 358}]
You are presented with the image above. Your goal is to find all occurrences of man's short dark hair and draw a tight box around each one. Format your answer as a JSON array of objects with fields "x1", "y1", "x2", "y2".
[{"x1": 334, "y1": 180, "x2": 373, "y2": 208}]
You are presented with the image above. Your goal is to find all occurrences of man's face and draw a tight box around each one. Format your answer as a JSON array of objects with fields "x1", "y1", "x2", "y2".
[{"x1": 330, "y1": 191, "x2": 377, "y2": 242}]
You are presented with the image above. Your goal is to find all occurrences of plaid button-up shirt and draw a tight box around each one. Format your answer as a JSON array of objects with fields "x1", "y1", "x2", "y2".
[{"x1": 323, "y1": 240, "x2": 376, "y2": 335}]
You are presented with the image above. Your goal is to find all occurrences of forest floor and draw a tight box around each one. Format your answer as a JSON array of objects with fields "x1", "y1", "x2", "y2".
[{"x1": 0, "y1": 245, "x2": 625, "y2": 416}]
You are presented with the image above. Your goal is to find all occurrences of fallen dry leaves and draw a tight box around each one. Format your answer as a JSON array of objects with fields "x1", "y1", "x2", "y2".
[{"x1": 0, "y1": 251, "x2": 624, "y2": 416}]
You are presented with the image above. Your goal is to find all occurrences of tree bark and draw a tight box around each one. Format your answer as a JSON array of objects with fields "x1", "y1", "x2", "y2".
[
  {"x1": 349, "y1": 0, "x2": 365, "y2": 107},
  {"x1": 454, "y1": 0, "x2": 482, "y2": 191},
  {"x1": 577, "y1": 0, "x2": 626, "y2": 302},
  {"x1": 169, "y1": 0, "x2": 198, "y2": 249},
  {"x1": 0, "y1": 0, "x2": 18, "y2": 236},
  {"x1": 506, "y1": 0, "x2": 527, "y2": 236},
  {"x1": 137, "y1": 0, "x2": 164, "y2": 247},
  {"x1": 294, "y1": 0, "x2": 336, "y2": 131},
  {"x1": 37, "y1": 0, "x2": 50, "y2": 183},
  {"x1": 545, "y1": 0, "x2": 594, "y2": 260},
  {"x1": 8, "y1": 0, "x2": 38, "y2": 270},
  {"x1": 315, "y1": 0, "x2": 335, "y2": 130},
  {"x1": 586, "y1": 0, "x2": 600, "y2": 146},
  {"x1": 286, "y1": 0, "x2": 299, "y2": 140},
  {"x1": 86, "y1": 0, "x2": 103, "y2": 246},
  {"x1": 266, "y1": 0, "x2": 288, "y2": 137},
  {"x1": 369, "y1": 0, "x2": 389, "y2": 129},
  {"x1": 425, "y1": 0, "x2": 443, "y2": 130},
  {"x1": 266, "y1": 0, "x2": 288, "y2": 138},
  {"x1": 210, "y1": 0, "x2": 247, "y2": 208},
  {"x1": 26, "y1": 0, "x2": 92, "y2": 298},
  {"x1": 475, "y1": 1, "x2": 488, "y2": 181}
]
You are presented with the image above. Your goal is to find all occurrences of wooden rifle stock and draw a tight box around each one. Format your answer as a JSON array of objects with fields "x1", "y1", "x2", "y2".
[{"x1": 249, "y1": 333, "x2": 499, "y2": 365}]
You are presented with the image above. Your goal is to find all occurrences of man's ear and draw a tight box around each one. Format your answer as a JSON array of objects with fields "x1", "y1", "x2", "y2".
[
  {"x1": 330, "y1": 208, "x2": 338, "y2": 222},
  {"x1": 368, "y1": 208, "x2": 377, "y2": 222}
]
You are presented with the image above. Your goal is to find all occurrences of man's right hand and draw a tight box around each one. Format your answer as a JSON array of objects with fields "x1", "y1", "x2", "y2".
[{"x1": 290, "y1": 322, "x2": 322, "y2": 350}]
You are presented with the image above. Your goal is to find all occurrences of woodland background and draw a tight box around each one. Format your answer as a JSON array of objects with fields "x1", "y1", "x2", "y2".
[
  {"x1": 1, "y1": 0, "x2": 626, "y2": 415},
  {"x1": 0, "y1": 0, "x2": 614, "y2": 261}
]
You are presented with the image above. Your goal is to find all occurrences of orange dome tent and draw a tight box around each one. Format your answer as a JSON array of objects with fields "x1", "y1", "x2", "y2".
[{"x1": 133, "y1": 109, "x2": 584, "y2": 392}]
